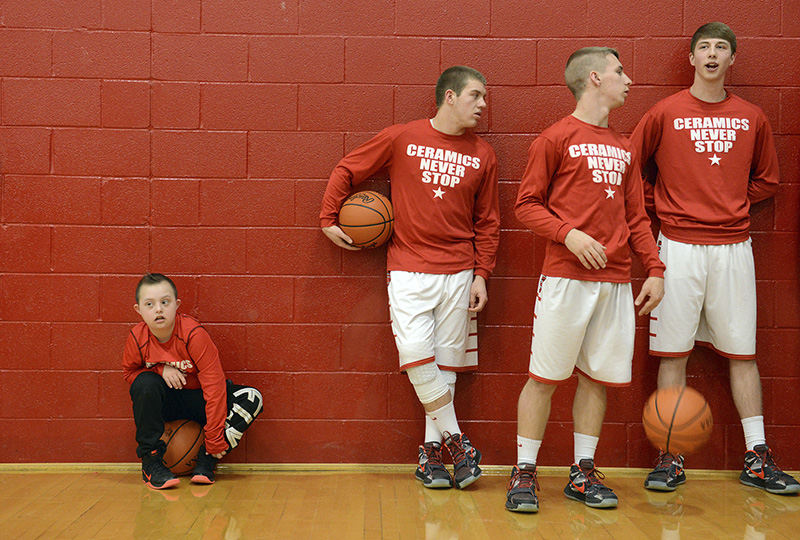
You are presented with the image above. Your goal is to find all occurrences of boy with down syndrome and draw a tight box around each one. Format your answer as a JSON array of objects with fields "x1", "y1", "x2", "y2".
[{"x1": 123, "y1": 273, "x2": 263, "y2": 489}]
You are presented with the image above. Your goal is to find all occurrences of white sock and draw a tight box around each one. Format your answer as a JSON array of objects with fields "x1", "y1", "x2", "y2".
[
  {"x1": 424, "y1": 382, "x2": 456, "y2": 443},
  {"x1": 517, "y1": 435, "x2": 542, "y2": 466},
  {"x1": 741, "y1": 416, "x2": 766, "y2": 451},
  {"x1": 424, "y1": 416, "x2": 441, "y2": 443},
  {"x1": 427, "y1": 400, "x2": 460, "y2": 436},
  {"x1": 574, "y1": 432, "x2": 599, "y2": 463}
]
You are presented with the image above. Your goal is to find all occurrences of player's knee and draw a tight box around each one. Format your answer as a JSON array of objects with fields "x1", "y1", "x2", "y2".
[
  {"x1": 130, "y1": 371, "x2": 165, "y2": 399},
  {"x1": 441, "y1": 369, "x2": 457, "y2": 398},
  {"x1": 406, "y1": 362, "x2": 449, "y2": 404},
  {"x1": 227, "y1": 386, "x2": 263, "y2": 427}
]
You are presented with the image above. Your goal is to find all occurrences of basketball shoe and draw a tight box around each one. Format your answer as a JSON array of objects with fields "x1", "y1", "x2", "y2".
[
  {"x1": 505, "y1": 464, "x2": 539, "y2": 513},
  {"x1": 415, "y1": 442, "x2": 453, "y2": 489},
  {"x1": 564, "y1": 458, "x2": 618, "y2": 508},
  {"x1": 740, "y1": 444, "x2": 800, "y2": 495},
  {"x1": 461, "y1": 433, "x2": 482, "y2": 465},
  {"x1": 443, "y1": 432, "x2": 482, "y2": 489},
  {"x1": 191, "y1": 446, "x2": 218, "y2": 484},
  {"x1": 644, "y1": 451, "x2": 686, "y2": 491},
  {"x1": 142, "y1": 446, "x2": 179, "y2": 490}
]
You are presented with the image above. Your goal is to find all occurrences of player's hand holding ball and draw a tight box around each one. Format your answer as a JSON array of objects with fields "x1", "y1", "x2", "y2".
[
  {"x1": 333, "y1": 191, "x2": 394, "y2": 249},
  {"x1": 322, "y1": 225, "x2": 361, "y2": 251}
]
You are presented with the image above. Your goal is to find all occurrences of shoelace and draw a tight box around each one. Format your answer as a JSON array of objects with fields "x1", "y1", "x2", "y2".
[
  {"x1": 509, "y1": 468, "x2": 540, "y2": 491},
  {"x1": 582, "y1": 465, "x2": 606, "y2": 486},
  {"x1": 655, "y1": 451, "x2": 680, "y2": 469},
  {"x1": 427, "y1": 444, "x2": 445, "y2": 466},
  {"x1": 444, "y1": 434, "x2": 467, "y2": 464},
  {"x1": 755, "y1": 447, "x2": 782, "y2": 472}
]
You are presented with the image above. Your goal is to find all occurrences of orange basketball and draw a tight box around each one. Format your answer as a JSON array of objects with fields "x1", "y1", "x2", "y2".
[
  {"x1": 338, "y1": 190, "x2": 394, "y2": 248},
  {"x1": 160, "y1": 419, "x2": 204, "y2": 476},
  {"x1": 642, "y1": 386, "x2": 713, "y2": 455}
]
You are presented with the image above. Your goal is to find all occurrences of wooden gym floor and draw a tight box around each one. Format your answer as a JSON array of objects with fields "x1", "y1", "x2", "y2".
[{"x1": 1, "y1": 464, "x2": 798, "y2": 539}]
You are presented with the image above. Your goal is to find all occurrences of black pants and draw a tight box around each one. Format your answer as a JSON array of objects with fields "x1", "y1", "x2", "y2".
[{"x1": 130, "y1": 371, "x2": 261, "y2": 458}]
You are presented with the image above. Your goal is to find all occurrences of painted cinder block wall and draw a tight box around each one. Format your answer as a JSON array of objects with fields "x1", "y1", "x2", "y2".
[{"x1": 1, "y1": 1, "x2": 798, "y2": 469}]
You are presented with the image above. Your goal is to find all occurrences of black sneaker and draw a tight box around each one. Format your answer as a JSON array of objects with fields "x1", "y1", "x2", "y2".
[
  {"x1": 505, "y1": 464, "x2": 539, "y2": 513},
  {"x1": 443, "y1": 432, "x2": 481, "y2": 489},
  {"x1": 740, "y1": 444, "x2": 800, "y2": 495},
  {"x1": 142, "y1": 448, "x2": 179, "y2": 490},
  {"x1": 191, "y1": 446, "x2": 218, "y2": 484},
  {"x1": 415, "y1": 442, "x2": 453, "y2": 489},
  {"x1": 563, "y1": 458, "x2": 618, "y2": 508},
  {"x1": 461, "y1": 433, "x2": 482, "y2": 465},
  {"x1": 644, "y1": 451, "x2": 686, "y2": 491}
]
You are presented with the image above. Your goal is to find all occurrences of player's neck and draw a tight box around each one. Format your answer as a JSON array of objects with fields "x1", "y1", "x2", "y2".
[
  {"x1": 430, "y1": 113, "x2": 465, "y2": 136},
  {"x1": 151, "y1": 323, "x2": 175, "y2": 343},
  {"x1": 571, "y1": 101, "x2": 610, "y2": 128},
  {"x1": 689, "y1": 77, "x2": 727, "y2": 103}
]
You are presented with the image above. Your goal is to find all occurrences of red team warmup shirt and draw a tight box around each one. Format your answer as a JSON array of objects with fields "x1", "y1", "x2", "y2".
[
  {"x1": 631, "y1": 89, "x2": 779, "y2": 244},
  {"x1": 516, "y1": 115, "x2": 665, "y2": 282},
  {"x1": 122, "y1": 313, "x2": 228, "y2": 454},
  {"x1": 320, "y1": 119, "x2": 500, "y2": 279}
]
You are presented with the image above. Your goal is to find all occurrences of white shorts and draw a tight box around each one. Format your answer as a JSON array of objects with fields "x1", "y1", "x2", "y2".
[
  {"x1": 528, "y1": 276, "x2": 634, "y2": 386},
  {"x1": 388, "y1": 269, "x2": 478, "y2": 371},
  {"x1": 649, "y1": 233, "x2": 756, "y2": 359}
]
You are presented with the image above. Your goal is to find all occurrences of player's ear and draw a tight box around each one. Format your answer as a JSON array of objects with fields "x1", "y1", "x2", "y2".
[
  {"x1": 445, "y1": 88, "x2": 455, "y2": 105},
  {"x1": 175, "y1": 298, "x2": 182, "y2": 309},
  {"x1": 689, "y1": 52, "x2": 696, "y2": 67},
  {"x1": 134, "y1": 303, "x2": 141, "y2": 315},
  {"x1": 729, "y1": 53, "x2": 735, "y2": 66}
]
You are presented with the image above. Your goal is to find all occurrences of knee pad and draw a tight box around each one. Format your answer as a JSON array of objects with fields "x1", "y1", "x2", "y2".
[
  {"x1": 225, "y1": 386, "x2": 263, "y2": 450},
  {"x1": 406, "y1": 362, "x2": 449, "y2": 405},
  {"x1": 440, "y1": 369, "x2": 457, "y2": 398}
]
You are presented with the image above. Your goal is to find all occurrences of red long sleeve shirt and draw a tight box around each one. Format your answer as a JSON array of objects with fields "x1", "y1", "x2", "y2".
[
  {"x1": 516, "y1": 115, "x2": 664, "y2": 282},
  {"x1": 320, "y1": 119, "x2": 500, "y2": 279},
  {"x1": 630, "y1": 89, "x2": 779, "y2": 244},
  {"x1": 122, "y1": 313, "x2": 228, "y2": 454}
]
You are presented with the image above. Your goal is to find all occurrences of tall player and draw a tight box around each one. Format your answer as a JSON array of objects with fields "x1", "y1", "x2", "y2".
[
  {"x1": 631, "y1": 22, "x2": 799, "y2": 495},
  {"x1": 320, "y1": 66, "x2": 499, "y2": 490},
  {"x1": 505, "y1": 47, "x2": 665, "y2": 513}
]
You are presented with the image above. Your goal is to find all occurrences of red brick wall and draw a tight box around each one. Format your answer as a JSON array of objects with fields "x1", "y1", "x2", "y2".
[{"x1": 1, "y1": 1, "x2": 798, "y2": 469}]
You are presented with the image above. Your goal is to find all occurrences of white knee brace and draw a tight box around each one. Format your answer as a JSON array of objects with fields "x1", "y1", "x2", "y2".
[
  {"x1": 406, "y1": 362, "x2": 450, "y2": 405},
  {"x1": 441, "y1": 369, "x2": 457, "y2": 397}
]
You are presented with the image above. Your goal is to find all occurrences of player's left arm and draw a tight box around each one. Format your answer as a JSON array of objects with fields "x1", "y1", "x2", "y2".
[
  {"x1": 471, "y1": 150, "x2": 500, "y2": 309},
  {"x1": 747, "y1": 115, "x2": 780, "y2": 204},
  {"x1": 187, "y1": 327, "x2": 229, "y2": 458},
  {"x1": 469, "y1": 275, "x2": 488, "y2": 313},
  {"x1": 629, "y1": 109, "x2": 663, "y2": 215},
  {"x1": 624, "y1": 152, "x2": 665, "y2": 315},
  {"x1": 634, "y1": 275, "x2": 664, "y2": 316}
]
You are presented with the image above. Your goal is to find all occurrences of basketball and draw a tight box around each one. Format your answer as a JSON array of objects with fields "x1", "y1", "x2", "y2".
[
  {"x1": 160, "y1": 419, "x2": 204, "y2": 476},
  {"x1": 338, "y1": 190, "x2": 394, "y2": 248},
  {"x1": 642, "y1": 386, "x2": 713, "y2": 455}
]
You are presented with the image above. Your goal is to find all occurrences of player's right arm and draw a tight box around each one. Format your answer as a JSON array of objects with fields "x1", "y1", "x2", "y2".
[
  {"x1": 515, "y1": 135, "x2": 607, "y2": 270},
  {"x1": 321, "y1": 225, "x2": 359, "y2": 251},
  {"x1": 320, "y1": 127, "x2": 396, "y2": 249},
  {"x1": 122, "y1": 330, "x2": 162, "y2": 384}
]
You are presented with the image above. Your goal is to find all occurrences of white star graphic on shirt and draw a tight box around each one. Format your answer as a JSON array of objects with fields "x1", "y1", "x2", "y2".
[
  {"x1": 709, "y1": 153, "x2": 721, "y2": 165},
  {"x1": 604, "y1": 187, "x2": 615, "y2": 199},
  {"x1": 432, "y1": 187, "x2": 445, "y2": 199}
]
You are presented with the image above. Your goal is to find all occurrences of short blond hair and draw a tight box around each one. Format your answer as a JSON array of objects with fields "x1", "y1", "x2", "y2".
[{"x1": 564, "y1": 47, "x2": 619, "y2": 99}]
